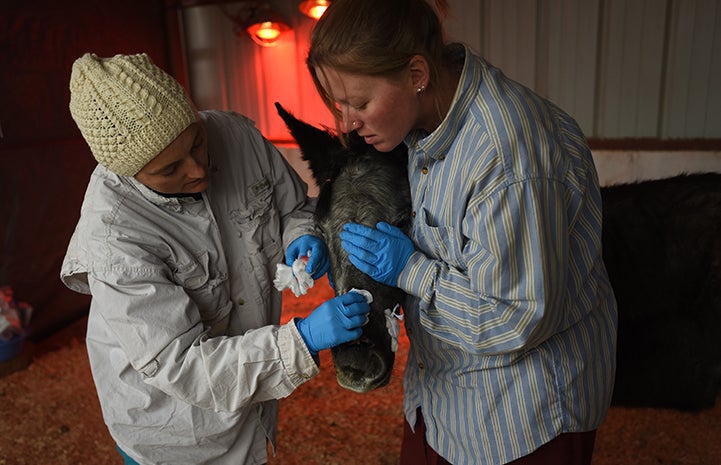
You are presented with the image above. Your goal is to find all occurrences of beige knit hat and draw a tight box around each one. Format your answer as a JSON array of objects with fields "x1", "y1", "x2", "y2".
[{"x1": 69, "y1": 53, "x2": 197, "y2": 176}]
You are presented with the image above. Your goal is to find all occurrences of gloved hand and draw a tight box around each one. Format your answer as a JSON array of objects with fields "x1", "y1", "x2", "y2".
[
  {"x1": 296, "y1": 291, "x2": 370, "y2": 354},
  {"x1": 286, "y1": 234, "x2": 330, "y2": 279},
  {"x1": 339, "y1": 222, "x2": 414, "y2": 286}
]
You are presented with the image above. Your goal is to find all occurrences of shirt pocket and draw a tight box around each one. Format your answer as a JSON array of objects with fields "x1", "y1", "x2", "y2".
[
  {"x1": 173, "y1": 250, "x2": 230, "y2": 326},
  {"x1": 230, "y1": 177, "x2": 281, "y2": 255},
  {"x1": 230, "y1": 178, "x2": 284, "y2": 306},
  {"x1": 415, "y1": 208, "x2": 467, "y2": 271}
]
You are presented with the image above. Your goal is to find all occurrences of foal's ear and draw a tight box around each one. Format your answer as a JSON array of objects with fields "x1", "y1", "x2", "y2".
[{"x1": 275, "y1": 102, "x2": 347, "y2": 185}]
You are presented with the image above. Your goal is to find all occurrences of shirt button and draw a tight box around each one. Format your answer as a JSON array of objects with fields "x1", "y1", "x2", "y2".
[
  {"x1": 418, "y1": 362, "x2": 425, "y2": 369},
  {"x1": 412, "y1": 211, "x2": 416, "y2": 218},
  {"x1": 238, "y1": 298, "x2": 245, "y2": 305},
  {"x1": 421, "y1": 167, "x2": 429, "y2": 175}
]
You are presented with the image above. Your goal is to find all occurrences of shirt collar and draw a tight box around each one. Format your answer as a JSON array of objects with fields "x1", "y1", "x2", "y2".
[
  {"x1": 405, "y1": 43, "x2": 481, "y2": 159},
  {"x1": 128, "y1": 177, "x2": 199, "y2": 212}
]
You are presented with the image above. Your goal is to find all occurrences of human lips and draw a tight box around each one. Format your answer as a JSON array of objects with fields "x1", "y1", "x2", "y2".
[
  {"x1": 187, "y1": 177, "x2": 208, "y2": 191},
  {"x1": 360, "y1": 133, "x2": 377, "y2": 144}
]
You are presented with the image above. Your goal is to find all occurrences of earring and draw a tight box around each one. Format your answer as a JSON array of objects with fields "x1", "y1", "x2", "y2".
[
  {"x1": 352, "y1": 121, "x2": 358, "y2": 127},
  {"x1": 416, "y1": 85, "x2": 426, "y2": 95}
]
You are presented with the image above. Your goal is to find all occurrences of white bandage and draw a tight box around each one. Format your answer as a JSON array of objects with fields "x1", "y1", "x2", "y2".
[
  {"x1": 273, "y1": 257, "x2": 315, "y2": 297},
  {"x1": 384, "y1": 304, "x2": 404, "y2": 352},
  {"x1": 348, "y1": 288, "x2": 373, "y2": 304}
]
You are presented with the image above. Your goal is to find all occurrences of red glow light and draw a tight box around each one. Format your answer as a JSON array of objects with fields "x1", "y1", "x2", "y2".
[
  {"x1": 299, "y1": 0, "x2": 330, "y2": 20},
  {"x1": 246, "y1": 20, "x2": 289, "y2": 47}
]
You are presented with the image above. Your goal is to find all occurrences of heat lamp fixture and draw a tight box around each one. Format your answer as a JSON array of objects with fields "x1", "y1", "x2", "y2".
[
  {"x1": 244, "y1": 10, "x2": 290, "y2": 46},
  {"x1": 224, "y1": 2, "x2": 291, "y2": 47},
  {"x1": 221, "y1": 0, "x2": 329, "y2": 47},
  {"x1": 298, "y1": 0, "x2": 330, "y2": 19}
]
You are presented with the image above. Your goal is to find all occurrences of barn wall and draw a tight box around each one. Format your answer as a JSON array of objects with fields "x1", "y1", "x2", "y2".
[
  {"x1": 183, "y1": 0, "x2": 721, "y2": 142},
  {"x1": 0, "y1": 0, "x2": 184, "y2": 341},
  {"x1": 593, "y1": 150, "x2": 721, "y2": 186},
  {"x1": 181, "y1": 1, "x2": 335, "y2": 141},
  {"x1": 446, "y1": 0, "x2": 721, "y2": 140}
]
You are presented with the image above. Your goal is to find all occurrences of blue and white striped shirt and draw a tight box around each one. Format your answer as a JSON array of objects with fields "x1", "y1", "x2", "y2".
[{"x1": 398, "y1": 45, "x2": 617, "y2": 465}]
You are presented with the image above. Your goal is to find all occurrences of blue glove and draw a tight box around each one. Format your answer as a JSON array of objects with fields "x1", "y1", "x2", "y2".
[
  {"x1": 296, "y1": 292, "x2": 370, "y2": 354},
  {"x1": 339, "y1": 222, "x2": 414, "y2": 286},
  {"x1": 286, "y1": 234, "x2": 330, "y2": 279}
]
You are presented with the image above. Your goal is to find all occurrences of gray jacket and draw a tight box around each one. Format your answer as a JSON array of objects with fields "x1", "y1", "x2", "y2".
[{"x1": 61, "y1": 110, "x2": 320, "y2": 465}]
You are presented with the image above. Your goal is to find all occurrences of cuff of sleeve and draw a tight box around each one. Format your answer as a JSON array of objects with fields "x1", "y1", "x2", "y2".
[
  {"x1": 277, "y1": 320, "x2": 320, "y2": 392},
  {"x1": 282, "y1": 199, "x2": 319, "y2": 249},
  {"x1": 397, "y1": 250, "x2": 436, "y2": 302}
]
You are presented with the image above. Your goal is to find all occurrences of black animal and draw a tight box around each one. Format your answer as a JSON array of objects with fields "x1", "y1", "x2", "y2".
[
  {"x1": 275, "y1": 103, "x2": 411, "y2": 393},
  {"x1": 602, "y1": 172, "x2": 721, "y2": 411}
]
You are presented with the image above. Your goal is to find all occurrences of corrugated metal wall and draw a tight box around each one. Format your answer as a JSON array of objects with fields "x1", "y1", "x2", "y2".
[{"x1": 447, "y1": 0, "x2": 721, "y2": 139}]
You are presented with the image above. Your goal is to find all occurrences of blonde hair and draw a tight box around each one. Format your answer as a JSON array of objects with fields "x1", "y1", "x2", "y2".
[{"x1": 307, "y1": 0, "x2": 453, "y2": 137}]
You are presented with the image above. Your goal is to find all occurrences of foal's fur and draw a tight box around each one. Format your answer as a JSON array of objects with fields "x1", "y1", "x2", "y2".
[
  {"x1": 276, "y1": 103, "x2": 411, "y2": 392},
  {"x1": 602, "y1": 173, "x2": 721, "y2": 410}
]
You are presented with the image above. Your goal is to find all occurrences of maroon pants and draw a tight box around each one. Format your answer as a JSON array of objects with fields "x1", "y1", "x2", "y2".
[{"x1": 400, "y1": 408, "x2": 597, "y2": 465}]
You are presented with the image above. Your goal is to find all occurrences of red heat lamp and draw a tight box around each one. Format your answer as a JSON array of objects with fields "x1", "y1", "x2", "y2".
[
  {"x1": 245, "y1": 18, "x2": 290, "y2": 47},
  {"x1": 298, "y1": 0, "x2": 330, "y2": 19},
  {"x1": 233, "y1": 3, "x2": 291, "y2": 47}
]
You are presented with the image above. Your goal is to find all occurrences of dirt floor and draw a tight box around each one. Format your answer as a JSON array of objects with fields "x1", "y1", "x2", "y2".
[{"x1": 1, "y1": 277, "x2": 720, "y2": 465}]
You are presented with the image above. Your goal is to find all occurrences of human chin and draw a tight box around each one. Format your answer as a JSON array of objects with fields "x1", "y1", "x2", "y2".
[{"x1": 370, "y1": 138, "x2": 401, "y2": 153}]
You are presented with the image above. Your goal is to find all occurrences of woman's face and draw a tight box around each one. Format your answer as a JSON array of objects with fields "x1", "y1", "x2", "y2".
[
  {"x1": 134, "y1": 121, "x2": 209, "y2": 194},
  {"x1": 318, "y1": 66, "x2": 420, "y2": 152}
]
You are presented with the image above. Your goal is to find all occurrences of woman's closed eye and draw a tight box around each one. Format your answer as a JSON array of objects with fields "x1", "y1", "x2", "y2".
[
  {"x1": 158, "y1": 163, "x2": 179, "y2": 177},
  {"x1": 192, "y1": 134, "x2": 204, "y2": 151}
]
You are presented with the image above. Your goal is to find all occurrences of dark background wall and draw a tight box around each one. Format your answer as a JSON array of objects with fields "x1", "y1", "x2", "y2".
[{"x1": 0, "y1": 0, "x2": 185, "y2": 340}]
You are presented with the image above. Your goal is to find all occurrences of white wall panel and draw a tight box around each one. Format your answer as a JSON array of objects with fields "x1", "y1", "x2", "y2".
[
  {"x1": 479, "y1": 0, "x2": 539, "y2": 90},
  {"x1": 446, "y1": 0, "x2": 483, "y2": 53},
  {"x1": 596, "y1": 0, "x2": 667, "y2": 137},
  {"x1": 450, "y1": 0, "x2": 600, "y2": 135},
  {"x1": 543, "y1": 0, "x2": 600, "y2": 136},
  {"x1": 444, "y1": 0, "x2": 720, "y2": 139},
  {"x1": 663, "y1": 0, "x2": 721, "y2": 138}
]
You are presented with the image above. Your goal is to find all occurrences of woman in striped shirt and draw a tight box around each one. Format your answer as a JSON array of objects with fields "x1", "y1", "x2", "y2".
[{"x1": 306, "y1": 0, "x2": 618, "y2": 464}]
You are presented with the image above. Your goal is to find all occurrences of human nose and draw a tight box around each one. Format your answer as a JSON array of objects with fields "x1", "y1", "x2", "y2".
[
  {"x1": 188, "y1": 152, "x2": 208, "y2": 178},
  {"x1": 343, "y1": 115, "x2": 362, "y2": 132},
  {"x1": 341, "y1": 107, "x2": 362, "y2": 132}
]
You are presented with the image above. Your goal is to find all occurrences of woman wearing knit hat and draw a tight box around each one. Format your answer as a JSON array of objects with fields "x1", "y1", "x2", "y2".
[{"x1": 61, "y1": 52, "x2": 370, "y2": 465}]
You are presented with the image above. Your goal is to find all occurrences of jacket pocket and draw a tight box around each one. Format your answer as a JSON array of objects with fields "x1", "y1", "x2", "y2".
[
  {"x1": 230, "y1": 178, "x2": 284, "y2": 307},
  {"x1": 173, "y1": 250, "x2": 230, "y2": 326},
  {"x1": 230, "y1": 177, "x2": 281, "y2": 255}
]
